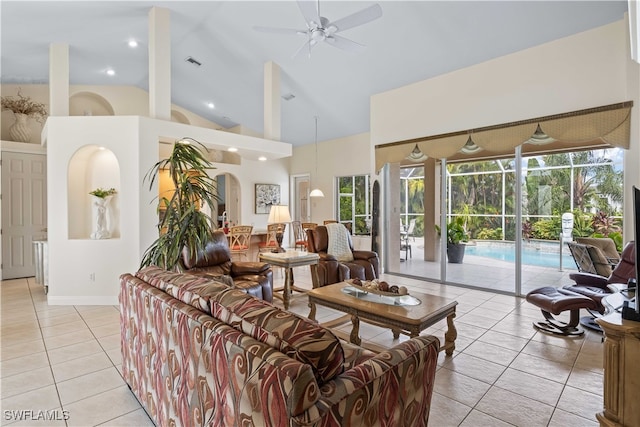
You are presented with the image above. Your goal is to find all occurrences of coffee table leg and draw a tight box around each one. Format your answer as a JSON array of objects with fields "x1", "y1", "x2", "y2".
[
  {"x1": 350, "y1": 315, "x2": 361, "y2": 346},
  {"x1": 444, "y1": 312, "x2": 457, "y2": 356}
]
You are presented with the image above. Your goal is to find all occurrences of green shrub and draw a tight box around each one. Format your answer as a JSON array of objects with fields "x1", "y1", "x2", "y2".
[
  {"x1": 531, "y1": 217, "x2": 561, "y2": 240},
  {"x1": 476, "y1": 228, "x2": 503, "y2": 240}
]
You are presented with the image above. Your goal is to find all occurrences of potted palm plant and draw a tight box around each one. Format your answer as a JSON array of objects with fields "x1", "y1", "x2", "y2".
[
  {"x1": 140, "y1": 138, "x2": 220, "y2": 271},
  {"x1": 436, "y1": 217, "x2": 470, "y2": 263}
]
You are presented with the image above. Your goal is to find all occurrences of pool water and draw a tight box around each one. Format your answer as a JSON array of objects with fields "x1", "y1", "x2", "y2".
[{"x1": 465, "y1": 244, "x2": 577, "y2": 269}]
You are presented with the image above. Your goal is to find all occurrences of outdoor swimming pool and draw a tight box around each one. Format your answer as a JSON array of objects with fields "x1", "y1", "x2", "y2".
[{"x1": 465, "y1": 242, "x2": 577, "y2": 269}]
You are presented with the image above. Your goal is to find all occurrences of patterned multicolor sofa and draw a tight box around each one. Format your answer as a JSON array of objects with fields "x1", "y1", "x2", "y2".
[{"x1": 120, "y1": 266, "x2": 440, "y2": 426}]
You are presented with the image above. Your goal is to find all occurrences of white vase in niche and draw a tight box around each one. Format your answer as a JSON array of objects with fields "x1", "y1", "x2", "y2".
[
  {"x1": 91, "y1": 195, "x2": 113, "y2": 239},
  {"x1": 9, "y1": 113, "x2": 32, "y2": 143}
]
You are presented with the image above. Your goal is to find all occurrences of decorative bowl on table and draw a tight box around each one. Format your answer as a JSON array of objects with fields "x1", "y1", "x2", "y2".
[{"x1": 345, "y1": 278, "x2": 409, "y2": 297}]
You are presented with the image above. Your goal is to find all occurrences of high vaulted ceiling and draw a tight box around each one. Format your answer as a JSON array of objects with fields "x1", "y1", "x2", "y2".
[{"x1": 0, "y1": 1, "x2": 628, "y2": 146}]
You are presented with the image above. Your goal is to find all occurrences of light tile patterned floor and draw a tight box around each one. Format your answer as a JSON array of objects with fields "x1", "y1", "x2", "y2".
[{"x1": 1, "y1": 268, "x2": 604, "y2": 426}]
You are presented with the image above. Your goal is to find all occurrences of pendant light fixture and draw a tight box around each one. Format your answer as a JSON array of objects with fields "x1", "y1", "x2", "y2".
[
  {"x1": 310, "y1": 116, "x2": 325, "y2": 198},
  {"x1": 405, "y1": 143, "x2": 428, "y2": 162}
]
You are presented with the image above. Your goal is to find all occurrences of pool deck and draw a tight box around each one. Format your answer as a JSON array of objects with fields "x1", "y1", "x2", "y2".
[{"x1": 394, "y1": 238, "x2": 578, "y2": 296}]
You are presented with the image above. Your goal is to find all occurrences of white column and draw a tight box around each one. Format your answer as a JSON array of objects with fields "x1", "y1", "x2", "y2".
[
  {"x1": 149, "y1": 7, "x2": 171, "y2": 120},
  {"x1": 264, "y1": 61, "x2": 281, "y2": 140},
  {"x1": 49, "y1": 43, "x2": 69, "y2": 117}
]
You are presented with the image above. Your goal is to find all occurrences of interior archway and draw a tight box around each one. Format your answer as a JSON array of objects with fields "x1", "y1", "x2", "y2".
[{"x1": 213, "y1": 173, "x2": 241, "y2": 227}]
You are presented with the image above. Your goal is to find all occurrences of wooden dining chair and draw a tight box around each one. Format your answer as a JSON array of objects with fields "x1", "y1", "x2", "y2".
[
  {"x1": 323, "y1": 220, "x2": 338, "y2": 225},
  {"x1": 291, "y1": 220, "x2": 308, "y2": 250},
  {"x1": 258, "y1": 223, "x2": 283, "y2": 258},
  {"x1": 302, "y1": 222, "x2": 318, "y2": 231},
  {"x1": 229, "y1": 225, "x2": 253, "y2": 261}
]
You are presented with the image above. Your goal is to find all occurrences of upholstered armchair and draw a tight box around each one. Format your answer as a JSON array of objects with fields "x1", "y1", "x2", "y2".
[
  {"x1": 563, "y1": 240, "x2": 635, "y2": 313},
  {"x1": 306, "y1": 225, "x2": 380, "y2": 286},
  {"x1": 181, "y1": 230, "x2": 274, "y2": 302}
]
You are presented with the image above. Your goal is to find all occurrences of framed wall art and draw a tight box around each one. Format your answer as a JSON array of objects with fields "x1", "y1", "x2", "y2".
[{"x1": 255, "y1": 184, "x2": 280, "y2": 214}]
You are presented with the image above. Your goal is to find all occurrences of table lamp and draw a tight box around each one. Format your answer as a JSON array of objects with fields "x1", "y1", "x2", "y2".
[{"x1": 268, "y1": 205, "x2": 292, "y2": 252}]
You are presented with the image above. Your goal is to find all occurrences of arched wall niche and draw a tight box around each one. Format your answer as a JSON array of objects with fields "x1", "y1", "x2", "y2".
[
  {"x1": 70, "y1": 92, "x2": 115, "y2": 116},
  {"x1": 67, "y1": 145, "x2": 121, "y2": 239},
  {"x1": 213, "y1": 172, "x2": 241, "y2": 227},
  {"x1": 171, "y1": 110, "x2": 190, "y2": 124}
]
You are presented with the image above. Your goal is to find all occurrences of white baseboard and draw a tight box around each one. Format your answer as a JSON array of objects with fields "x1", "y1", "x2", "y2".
[{"x1": 47, "y1": 295, "x2": 119, "y2": 306}]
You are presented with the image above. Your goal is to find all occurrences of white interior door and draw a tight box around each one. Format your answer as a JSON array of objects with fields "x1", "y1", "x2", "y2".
[
  {"x1": 2, "y1": 152, "x2": 47, "y2": 279},
  {"x1": 293, "y1": 175, "x2": 310, "y2": 221}
]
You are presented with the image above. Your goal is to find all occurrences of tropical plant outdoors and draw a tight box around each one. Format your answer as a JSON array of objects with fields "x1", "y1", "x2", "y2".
[
  {"x1": 442, "y1": 148, "x2": 623, "y2": 242},
  {"x1": 1, "y1": 89, "x2": 48, "y2": 122},
  {"x1": 89, "y1": 187, "x2": 117, "y2": 198},
  {"x1": 140, "y1": 138, "x2": 220, "y2": 271},
  {"x1": 435, "y1": 217, "x2": 470, "y2": 245}
]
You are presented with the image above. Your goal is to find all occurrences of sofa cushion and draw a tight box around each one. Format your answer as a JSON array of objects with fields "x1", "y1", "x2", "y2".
[
  {"x1": 136, "y1": 266, "x2": 230, "y2": 314},
  {"x1": 210, "y1": 289, "x2": 345, "y2": 384}
]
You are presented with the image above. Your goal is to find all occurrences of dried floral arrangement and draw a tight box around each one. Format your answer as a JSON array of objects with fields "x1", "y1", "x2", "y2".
[
  {"x1": 1, "y1": 89, "x2": 48, "y2": 122},
  {"x1": 89, "y1": 188, "x2": 117, "y2": 198}
]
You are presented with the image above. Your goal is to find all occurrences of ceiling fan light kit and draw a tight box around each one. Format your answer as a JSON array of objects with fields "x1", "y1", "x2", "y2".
[{"x1": 254, "y1": 0, "x2": 382, "y2": 59}]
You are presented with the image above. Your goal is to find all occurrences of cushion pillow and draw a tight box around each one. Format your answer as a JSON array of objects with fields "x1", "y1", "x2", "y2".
[{"x1": 210, "y1": 289, "x2": 345, "y2": 383}]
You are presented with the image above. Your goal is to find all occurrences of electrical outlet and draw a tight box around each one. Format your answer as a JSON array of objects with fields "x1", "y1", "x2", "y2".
[{"x1": 89, "y1": 273, "x2": 95, "y2": 282}]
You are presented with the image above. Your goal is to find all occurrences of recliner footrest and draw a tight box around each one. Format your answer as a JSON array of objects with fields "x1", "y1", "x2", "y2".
[{"x1": 525, "y1": 286, "x2": 600, "y2": 336}]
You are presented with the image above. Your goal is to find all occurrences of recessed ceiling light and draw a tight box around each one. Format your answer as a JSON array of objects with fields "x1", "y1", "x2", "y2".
[
  {"x1": 128, "y1": 39, "x2": 138, "y2": 48},
  {"x1": 227, "y1": 147, "x2": 238, "y2": 152},
  {"x1": 207, "y1": 102, "x2": 215, "y2": 109},
  {"x1": 106, "y1": 69, "x2": 115, "y2": 76},
  {"x1": 258, "y1": 156, "x2": 267, "y2": 161}
]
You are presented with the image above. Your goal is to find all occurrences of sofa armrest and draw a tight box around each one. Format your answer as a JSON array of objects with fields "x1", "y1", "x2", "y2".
[
  {"x1": 352, "y1": 250, "x2": 377, "y2": 261},
  {"x1": 304, "y1": 335, "x2": 439, "y2": 425},
  {"x1": 319, "y1": 253, "x2": 338, "y2": 262},
  {"x1": 569, "y1": 272, "x2": 610, "y2": 288},
  {"x1": 231, "y1": 261, "x2": 270, "y2": 277}
]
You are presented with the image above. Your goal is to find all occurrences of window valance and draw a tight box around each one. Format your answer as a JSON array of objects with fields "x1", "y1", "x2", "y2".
[{"x1": 375, "y1": 101, "x2": 632, "y2": 169}]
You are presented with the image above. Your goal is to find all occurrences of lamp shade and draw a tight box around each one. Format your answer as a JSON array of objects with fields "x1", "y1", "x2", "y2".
[
  {"x1": 309, "y1": 188, "x2": 325, "y2": 198},
  {"x1": 268, "y1": 205, "x2": 292, "y2": 223}
]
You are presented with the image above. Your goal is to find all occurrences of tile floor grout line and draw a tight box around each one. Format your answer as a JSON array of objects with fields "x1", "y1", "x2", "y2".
[{"x1": 25, "y1": 276, "x2": 70, "y2": 427}]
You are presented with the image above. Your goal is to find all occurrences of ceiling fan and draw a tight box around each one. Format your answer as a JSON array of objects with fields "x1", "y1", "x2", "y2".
[{"x1": 254, "y1": 0, "x2": 383, "y2": 59}]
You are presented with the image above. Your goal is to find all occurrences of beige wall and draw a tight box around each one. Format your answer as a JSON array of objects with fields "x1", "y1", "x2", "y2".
[
  {"x1": 371, "y1": 20, "x2": 630, "y2": 145},
  {"x1": 290, "y1": 132, "x2": 372, "y2": 224}
]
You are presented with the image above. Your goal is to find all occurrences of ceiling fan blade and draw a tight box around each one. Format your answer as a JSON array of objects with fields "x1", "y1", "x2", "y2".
[
  {"x1": 297, "y1": 0, "x2": 321, "y2": 27},
  {"x1": 325, "y1": 34, "x2": 365, "y2": 53},
  {"x1": 327, "y1": 4, "x2": 382, "y2": 33},
  {"x1": 292, "y1": 38, "x2": 316, "y2": 59},
  {"x1": 253, "y1": 26, "x2": 305, "y2": 35}
]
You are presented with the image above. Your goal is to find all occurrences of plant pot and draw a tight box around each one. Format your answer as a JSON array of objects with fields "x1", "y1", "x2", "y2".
[{"x1": 447, "y1": 243, "x2": 466, "y2": 263}]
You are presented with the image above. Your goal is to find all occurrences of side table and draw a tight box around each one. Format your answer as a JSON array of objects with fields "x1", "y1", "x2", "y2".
[
  {"x1": 596, "y1": 291, "x2": 640, "y2": 427},
  {"x1": 259, "y1": 251, "x2": 320, "y2": 310}
]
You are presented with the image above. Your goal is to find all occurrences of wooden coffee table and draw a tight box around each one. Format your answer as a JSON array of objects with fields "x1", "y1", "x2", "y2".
[{"x1": 307, "y1": 282, "x2": 458, "y2": 355}]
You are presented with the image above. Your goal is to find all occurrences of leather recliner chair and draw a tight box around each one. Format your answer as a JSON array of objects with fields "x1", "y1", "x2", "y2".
[
  {"x1": 563, "y1": 240, "x2": 636, "y2": 313},
  {"x1": 306, "y1": 225, "x2": 380, "y2": 286},
  {"x1": 181, "y1": 230, "x2": 274, "y2": 302}
]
